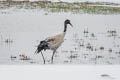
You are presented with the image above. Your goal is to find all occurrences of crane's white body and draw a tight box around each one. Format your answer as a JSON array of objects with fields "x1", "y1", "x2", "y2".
[{"x1": 45, "y1": 32, "x2": 66, "y2": 51}]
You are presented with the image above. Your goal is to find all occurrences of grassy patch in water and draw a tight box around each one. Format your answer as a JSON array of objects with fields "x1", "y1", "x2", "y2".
[{"x1": 0, "y1": 1, "x2": 120, "y2": 14}]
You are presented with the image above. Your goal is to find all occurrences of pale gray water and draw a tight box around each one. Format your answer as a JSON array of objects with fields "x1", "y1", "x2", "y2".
[{"x1": 0, "y1": 9, "x2": 120, "y2": 64}]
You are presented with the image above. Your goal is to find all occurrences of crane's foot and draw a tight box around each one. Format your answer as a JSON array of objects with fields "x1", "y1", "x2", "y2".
[
  {"x1": 43, "y1": 58, "x2": 46, "y2": 64},
  {"x1": 43, "y1": 60, "x2": 46, "y2": 64},
  {"x1": 51, "y1": 59, "x2": 54, "y2": 64}
]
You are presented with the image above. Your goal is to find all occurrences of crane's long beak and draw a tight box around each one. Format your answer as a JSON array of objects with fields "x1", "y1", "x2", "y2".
[{"x1": 70, "y1": 23, "x2": 73, "y2": 27}]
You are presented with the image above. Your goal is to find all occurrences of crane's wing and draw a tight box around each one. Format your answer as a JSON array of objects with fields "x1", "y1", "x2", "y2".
[
  {"x1": 35, "y1": 33, "x2": 65, "y2": 53},
  {"x1": 45, "y1": 37, "x2": 56, "y2": 44},
  {"x1": 45, "y1": 33, "x2": 65, "y2": 44},
  {"x1": 45, "y1": 33, "x2": 65, "y2": 50}
]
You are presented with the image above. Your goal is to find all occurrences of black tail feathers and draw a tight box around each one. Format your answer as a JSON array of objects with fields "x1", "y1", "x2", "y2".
[{"x1": 35, "y1": 40, "x2": 49, "y2": 54}]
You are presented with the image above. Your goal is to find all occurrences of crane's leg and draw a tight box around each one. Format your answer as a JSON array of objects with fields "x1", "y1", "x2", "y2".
[
  {"x1": 41, "y1": 52, "x2": 45, "y2": 64},
  {"x1": 51, "y1": 50, "x2": 56, "y2": 64}
]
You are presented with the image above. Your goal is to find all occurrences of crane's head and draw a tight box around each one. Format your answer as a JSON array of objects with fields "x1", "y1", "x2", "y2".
[{"x1": 65, "y1": 19, "x2": 73, "y2": 27}]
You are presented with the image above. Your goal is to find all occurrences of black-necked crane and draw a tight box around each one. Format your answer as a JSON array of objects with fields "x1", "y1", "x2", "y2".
[{"x1": 35, "y1": 19, "x2": 73, "y2": 64}]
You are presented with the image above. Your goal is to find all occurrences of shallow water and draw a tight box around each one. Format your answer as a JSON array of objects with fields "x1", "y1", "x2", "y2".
[{"x1": 0, "y1": 9, "x2": 120, "y2": 64}]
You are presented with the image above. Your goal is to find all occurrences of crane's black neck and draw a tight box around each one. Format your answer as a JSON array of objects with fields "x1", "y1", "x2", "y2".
[{"x1": 63, "y1": 23, "x2": 67, "y2": 32}]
